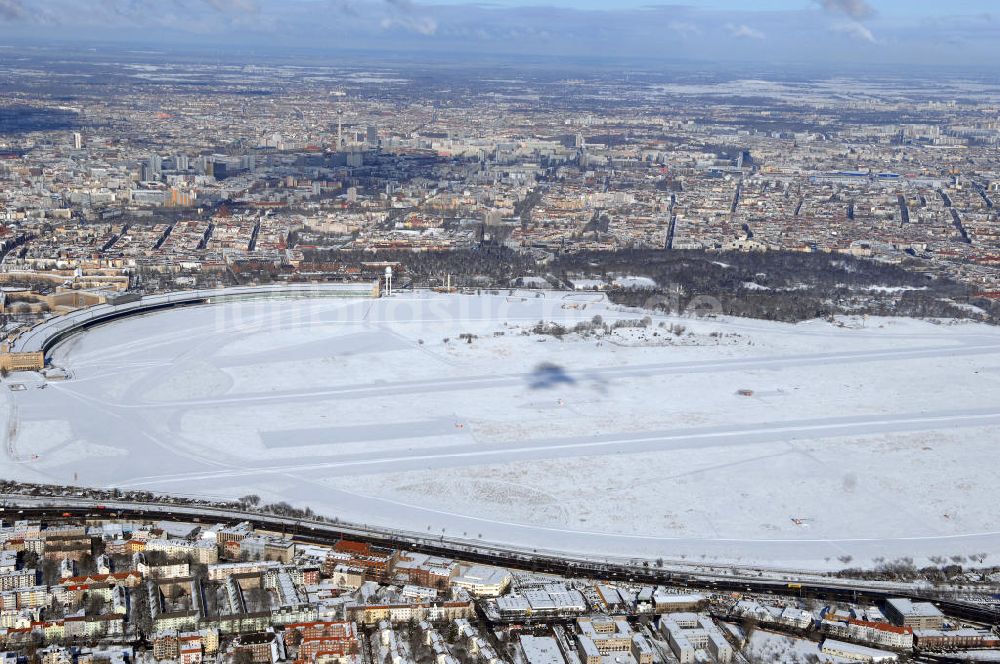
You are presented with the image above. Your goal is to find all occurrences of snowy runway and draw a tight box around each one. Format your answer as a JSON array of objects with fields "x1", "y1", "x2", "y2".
[{"x1": 5, "y1": 291, "x2": 1000, "y2": 570}]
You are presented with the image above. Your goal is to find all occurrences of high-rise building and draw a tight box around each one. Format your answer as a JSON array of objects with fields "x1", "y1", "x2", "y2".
[
  {"x1": 72, "y1": 132, "x2": 82, "y2": 150},
  {"x1": 367, "y1": 125, "x2": 379, "y2": 148}
]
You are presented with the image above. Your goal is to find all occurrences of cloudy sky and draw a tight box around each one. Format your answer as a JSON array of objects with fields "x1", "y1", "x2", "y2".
[{"x1": 0, "y1": 0, "x2": 998, "y2": 67}]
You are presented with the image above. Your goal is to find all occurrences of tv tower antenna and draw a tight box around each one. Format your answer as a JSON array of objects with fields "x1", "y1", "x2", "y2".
[{"x1": 337, "y1": 110, "x2": 344, "y2": 152}]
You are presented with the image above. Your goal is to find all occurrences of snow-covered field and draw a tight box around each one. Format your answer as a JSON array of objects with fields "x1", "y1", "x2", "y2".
[
  {"x1": 5, "y1": 290, "x2": 1000, "y2": 571},
  {"x1": 741, "y1": 629, "x2": 851, "y2": 663}
]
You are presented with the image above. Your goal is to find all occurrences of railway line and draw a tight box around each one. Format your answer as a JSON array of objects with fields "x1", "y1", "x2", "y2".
[{"x1": 2, "y1": 495, "x2": 997, "y2": 626}]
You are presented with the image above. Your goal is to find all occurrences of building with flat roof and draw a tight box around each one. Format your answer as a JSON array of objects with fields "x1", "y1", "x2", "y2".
[
  {"x1": 659, "y1": 613, "x2": 732, "y2": 664},
  {"x1": 820, "y1": 638, "x2": 898, "y2": 662},
  {"x1": 451, "y1": 565, "x2": 511, "y2": 598},
  {"x1": 883, "y1": 598, "x2": 944, "y2": 630},
  {"x1": 913, "y1": 627, "x2": 1000, "y2": 650},
  {"x1": 519, "y1": 636, "x2": 565, "y2": 664}
]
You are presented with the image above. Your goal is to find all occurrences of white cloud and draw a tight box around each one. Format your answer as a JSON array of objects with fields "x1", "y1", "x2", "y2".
[
  {"x1": 832, "y1": 20, "x2": 877, "y2": 43},
  {"x1": 815, "y1": 0, "x2": 875, "y2": 20},
  {"x1": 377, "y1": 0, "x2": 437, "y2": 36},
  {"x1": 202, "y1": 0, "x2": 258, "y2": 11},
  {"x1": 0, "y1": 0, "x2": 25, "y2": 19},
  {"x1": 667, "y1": 21, "x2": 701, "y2": 38},
  {"x1": 725, "y1": 23, "x2": 765, "y2": 40},
  {"x1": 380, "y1": 15, "x2": 437, "y2": 36},
  {"x1": 0, "y1": 0, "x2": 259, "y2": 24}
]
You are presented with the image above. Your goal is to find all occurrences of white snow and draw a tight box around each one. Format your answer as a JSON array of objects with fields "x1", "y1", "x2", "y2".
[
  {"x1": 742, "y1": 629, "x2": 853, "y2": 663},
  {"x1": 569, "y1": 279, "x2": 606, "y2": 290},
  {"x1": 940, "y1": 651, "x2": 1000, "y2": 662},
  {"x1": 4, "y1": 291, "x2": 1000, "y2": 571},
  {"x1": 612, "y1": 276, "x2": 657, "y2": 289},
  {"x1": 513, "y1": 277, "x2": 550, "y2": 288}
]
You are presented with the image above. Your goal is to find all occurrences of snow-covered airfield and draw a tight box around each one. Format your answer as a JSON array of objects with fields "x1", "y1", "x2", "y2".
[{"x1": 5, "y1": 290, "x2": 1000, "y2": 571}]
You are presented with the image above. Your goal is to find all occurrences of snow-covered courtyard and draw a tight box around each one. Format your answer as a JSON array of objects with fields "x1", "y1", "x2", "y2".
[{"x1": 4, "y1": 290, "x2": 1000, "y2": 571}]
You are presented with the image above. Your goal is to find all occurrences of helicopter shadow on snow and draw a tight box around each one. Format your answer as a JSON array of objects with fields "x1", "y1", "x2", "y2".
[{"x1": 526, "y1": 362, "x2": 610, "y2": 395}]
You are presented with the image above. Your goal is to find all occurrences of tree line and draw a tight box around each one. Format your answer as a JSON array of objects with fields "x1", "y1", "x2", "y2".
[{"x1": 310, "y1": 246, "x2": 997, "y2": 324}]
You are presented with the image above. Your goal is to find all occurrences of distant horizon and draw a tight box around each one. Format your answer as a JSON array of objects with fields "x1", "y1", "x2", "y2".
[
  {"x1": 2, "y1": 36, "x2": 1000, "y2": 80},
  {"x1": 1, "y1": 0, "x2": 999, "y2": 69}
]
